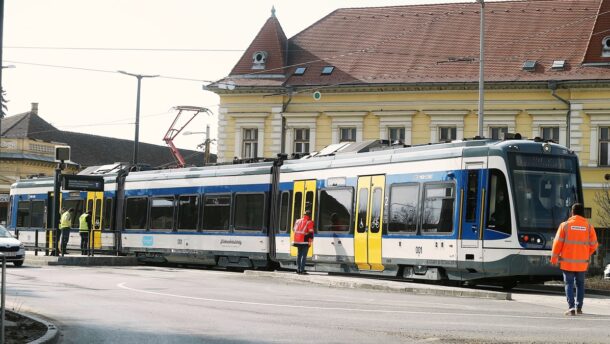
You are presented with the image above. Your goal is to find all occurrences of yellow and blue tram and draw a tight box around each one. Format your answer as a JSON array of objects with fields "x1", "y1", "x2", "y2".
[{"x1": 7, "y1": 138, "x2": 581, "y2": 287}]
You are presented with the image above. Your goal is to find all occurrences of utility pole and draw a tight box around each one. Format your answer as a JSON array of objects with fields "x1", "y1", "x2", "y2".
[
  {"x1": 118, "y1": 70, "x2": 159, "y2": 167},
  {"x1": 0, "y1": 0, "x2": 5, "y2": 156},
  {"x1": 477, "y1": 0, "x2": 485, "y2": 138},
  {"x1": 204, "y1": 124, "x2": 211, "y2": 165}
]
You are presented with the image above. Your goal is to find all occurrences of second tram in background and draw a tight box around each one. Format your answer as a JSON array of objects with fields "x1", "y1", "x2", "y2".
[{"x1": 7, "y1": 137, "x2": 581, "y2": 288}]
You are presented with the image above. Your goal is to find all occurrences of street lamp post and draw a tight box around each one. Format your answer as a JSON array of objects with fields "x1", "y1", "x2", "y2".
[
  {"x1": 118, "y1": 70, "x2": 158, "y2": 167},
  {"x1": 477, "y1": 0, "x2": 485, "y2": 138}
]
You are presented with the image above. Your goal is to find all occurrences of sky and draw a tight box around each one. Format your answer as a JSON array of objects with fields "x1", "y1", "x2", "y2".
[{"x1": 2, "y1": 0, "x2": 477, "y2": 153}]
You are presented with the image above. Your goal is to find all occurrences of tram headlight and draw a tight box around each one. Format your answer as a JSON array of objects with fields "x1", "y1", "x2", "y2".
[{"x1": 542, "y1": 143, "x2": 552, "y2": 154}]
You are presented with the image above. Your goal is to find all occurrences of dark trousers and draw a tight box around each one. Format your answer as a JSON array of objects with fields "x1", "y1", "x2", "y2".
[
  {"x1": 80, "y1": 232, "x2": 89, "y2": 255},
  {"x1": 60, "y1": 227, "x2": 71, "y2": 255},
  {"x1": 563, "y1": 270, "x2": 586, "y2": 310},
  {"x1": 296, "y1": 244, "x2": 309, "y2": 273}
]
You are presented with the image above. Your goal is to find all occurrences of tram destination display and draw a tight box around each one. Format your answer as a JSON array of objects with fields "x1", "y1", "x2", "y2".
[{"x1": 62, "y1": 175, "x2": 104, "y2": 192}]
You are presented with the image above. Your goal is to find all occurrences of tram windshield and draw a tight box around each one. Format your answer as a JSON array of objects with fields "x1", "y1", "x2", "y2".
[{"x1": 509, "y1": 153, "x2": 580, "y2": 233}]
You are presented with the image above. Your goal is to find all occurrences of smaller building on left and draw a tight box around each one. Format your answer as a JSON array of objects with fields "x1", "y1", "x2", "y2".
[{"x1": 0, "y1": 103, "x2": 208, "y2": 225}]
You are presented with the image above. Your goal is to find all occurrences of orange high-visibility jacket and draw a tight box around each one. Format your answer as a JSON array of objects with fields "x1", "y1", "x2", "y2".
[
  {"x1": 293, "y1": 215, "x2": 314, "y2": 245},
  {"x1": 551, "y1": 215, "x2": 598, "y2": 272}
]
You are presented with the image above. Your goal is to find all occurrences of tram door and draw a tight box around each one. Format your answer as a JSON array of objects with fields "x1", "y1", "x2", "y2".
[
  {"x1": 459, "y1": 159, "x2": 487, "y2": 268},
  {"x1": 290, "y1": 180, "x2": 316, "y2": 258},
  {"x1": 354, "y1": 175, "x2": 385, "y2": 271},
  {"x1": 86, "y1": 192, "x2": 103, "y2": 249}
]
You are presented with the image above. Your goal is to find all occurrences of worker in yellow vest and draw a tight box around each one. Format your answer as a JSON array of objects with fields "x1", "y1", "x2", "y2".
[
  {"x1": 59, "y1": 208, "x2": 74, "y2": 257},
  {"x1": 79, "y1": 210, "x2": 92, "y2": 255}
]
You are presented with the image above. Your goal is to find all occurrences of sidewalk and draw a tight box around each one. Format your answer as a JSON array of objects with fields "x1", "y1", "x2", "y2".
[{"x1": 24, "y1": 250, "x2": 138, "y2": 266}]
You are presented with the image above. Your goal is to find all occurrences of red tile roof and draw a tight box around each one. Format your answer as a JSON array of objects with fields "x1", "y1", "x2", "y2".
[
  {"x1": 230, "y1": 14, "x2": 288, "y2": 76},
  {"x1": 220, "y1": 0, "x2": 610, "y2": 89}
]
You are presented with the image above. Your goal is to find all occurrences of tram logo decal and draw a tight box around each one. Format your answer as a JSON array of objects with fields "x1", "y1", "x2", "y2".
[
  {"x1": 142, "y1": 235, "x2": 154, "y2": 247},
  {"x1": 220, "y1": 239, "x2": 242, "y2": 247}
]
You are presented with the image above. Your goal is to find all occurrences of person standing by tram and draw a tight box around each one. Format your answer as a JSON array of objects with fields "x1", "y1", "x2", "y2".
[
  {"x1": 293, "y1": 207, "x2": 315, "y2": 275},
  {"x1": 59, "y1": 208, "x2": 74, "y2": 256},
  {"x1": 551, "y1": 203, "x2": 598, "y2": 316},
  {"x1": 79, "y1": 210, "x2": 92, "y2": 255}
]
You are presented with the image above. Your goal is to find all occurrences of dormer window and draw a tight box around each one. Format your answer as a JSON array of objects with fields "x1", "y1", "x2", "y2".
[
  {"x1": 293, "y1": 67, "x2": 307, "y2": 76},
  {"x1": 551, "y1": 60, "x2": 566, "y2": 70},
  {"x1": 603, "y1": 36, "x2": 610, "y2": 57},
  {"x1": 252, "y1": 51, "x2": 268, "y2": 70},
  {"x1": 321, "y1": 66, "x2": 335, "y2": 75},
  {"x1": 522, "y1": 60, "x2": 537, "y2": 71}
]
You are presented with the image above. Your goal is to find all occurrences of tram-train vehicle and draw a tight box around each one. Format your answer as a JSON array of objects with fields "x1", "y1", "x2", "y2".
[{"x1": 7, "y1": 138, "x2": 581, "y2": 287}]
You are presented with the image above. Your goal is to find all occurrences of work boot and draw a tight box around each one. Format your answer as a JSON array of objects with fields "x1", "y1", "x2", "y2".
[
  {"x1": 564, "y1": 309, "x2": 576, "y2": 316},
  {"x1": 577, "y1": 308, "x2": 583, "y2": 315}
]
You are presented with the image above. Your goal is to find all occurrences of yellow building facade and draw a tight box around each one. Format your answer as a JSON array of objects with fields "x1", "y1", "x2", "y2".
[
  {"x1": 211, "y1": 1, "x2": 610, "y2": 231},
  {"x1": 217, "y1": 86, "x2": 610, "y2": 226}
]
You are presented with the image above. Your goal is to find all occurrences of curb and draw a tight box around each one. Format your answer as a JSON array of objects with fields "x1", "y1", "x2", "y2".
[
  {"x1": 24, "y1": 253, "x2": 138, "y2": 267},
  {"x1": 14, "y1": 311, "x2": 60, "y2": 344},
  {"x1": 245, "y1": 270, "x2": 511, "y2": 300}
]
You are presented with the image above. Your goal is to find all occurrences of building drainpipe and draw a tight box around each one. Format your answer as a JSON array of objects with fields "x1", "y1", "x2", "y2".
[
  {"x1": 280, "y1": 90, "x2": 293, "y2": 154},
  {"x1": 548, "y1": 81, "x2": 571, "y2": 149}
]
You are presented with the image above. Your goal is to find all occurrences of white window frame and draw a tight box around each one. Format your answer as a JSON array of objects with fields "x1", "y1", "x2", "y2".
[
  {"x1": 231, "y1": 113, "x2": 266, "y2": 160},
  {"x1": 339, "y1": 127, "x2": 357, "y2": 142},
  {"x1": 327, "y1": 112, "x2": 367, "y2": 144},
  {"x1": 589, "y1": 110, "x2": 610, "y2": 167},
  {"x1": 242, "y1": 128, "x2": 259, "y2": 159},
  {"x1": 283, "y1": 112, "x2": 318, "y2": 155},
  {"x1": 293, "y1": 128, "x2": 311, "y2": 154},
  {"x1": 374, "y1": 111, "x2": 415, "y2": 145},
  {"x1": 426, "y1": 111, "x2": 467, "y2": 143},
  {"x1": 540, "y1": 126, "x2": 560, "y2": 142},
  {"x1": 483, "y1": 110, "x2": 517, "y2": 139},
  {"x1": 529, "y1": 110, "x2": 566, "y2": 146},
  {"x1": 438, "y1": 127, "x2": 457, "y2": 141}
]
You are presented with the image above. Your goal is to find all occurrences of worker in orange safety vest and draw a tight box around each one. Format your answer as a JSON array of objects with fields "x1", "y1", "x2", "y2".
[
  {"x1": 293, "y1": 207, "x2": 314, "y2": 275},
  {"x1": 551, "y1": 203, "x2": 598, "y2": 316}
]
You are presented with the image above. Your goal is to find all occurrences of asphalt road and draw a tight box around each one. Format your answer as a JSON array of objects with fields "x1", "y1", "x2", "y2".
[{"x1": 5, "y1": 265, "x2": 610, "y2": 344}]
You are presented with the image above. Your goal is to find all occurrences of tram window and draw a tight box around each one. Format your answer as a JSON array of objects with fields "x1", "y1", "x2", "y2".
[
  {"x1": 422, "y1": 184, "x2": 455, "y2": 233},
  {"x1": 125, "y1": 197, "x2": 148, "y2": 230},
  {"x1": 16, "y1": 201, "x2": 30, "y2": 228},
  {"x1": 177, "y1": 195, "x2": 199, "y2": 231},
  {"x1": 318, "y1": 188, "x2": 352, "y2": 232},
  {"x1": 305, "y1": 191, "x2": 314, "y2": 215},
  {"x1": 389, "y1": 184, "x2": 419, "y2": 233},
  {"x1": 150, "y1": 196, "x2": 175, "y2": 231},
  {"x1": 87, "y1": 200, "x2": 93, "y2": 213},
  {"x1": 370, "y1": 188, "x2": 383, "y2": 234},
  {"x1": 6, "y1": 196, "x2": 13, "y2": 227},
  {"x1": 292, "y1": 192, "x2": 303, "y2": 228},
  {"x1": 104, "y1": 198, "x2": 112, "y2": 230},
  {"x1": 357, "y1": 188, "x2": 369, "y2": 233},
  {"x1": 202, "y1": 194, "x2": 231, "y2": 231},
  {"x1": 465, "y1": 170, "x2": 479, "y2": 222},
  {"x1": 30, "y1": 201, "x2": 45, "y2": 228},
  {"x1": 279, "y1": 192, "x2": 291, "y2": 233},
  {"x1": 234, "y1": 193, "x2": 265, "y2": 231},
  {"x1": 487, "y1": 170, "x2": 511, "y2": 234},
  {"x1": 62, "y1": 199, "x2": 84, "y2": 228},
  {"x1": 94, "y1": 199, "x2": 102, "y2": 229}
]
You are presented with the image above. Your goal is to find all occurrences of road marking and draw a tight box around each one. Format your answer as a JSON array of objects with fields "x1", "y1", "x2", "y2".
[{"x1": 117, "y1": 282, "x2": 610, "y2": 321}]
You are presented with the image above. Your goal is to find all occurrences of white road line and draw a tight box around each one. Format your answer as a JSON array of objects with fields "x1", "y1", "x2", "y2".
[{"x1": 117, "y1": 282, "x2": 609, "y2": 321}]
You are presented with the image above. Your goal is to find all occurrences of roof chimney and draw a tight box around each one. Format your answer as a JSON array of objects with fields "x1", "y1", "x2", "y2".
[{"x1": 31, "y1": 102, "x2": 38, "y2": 115}]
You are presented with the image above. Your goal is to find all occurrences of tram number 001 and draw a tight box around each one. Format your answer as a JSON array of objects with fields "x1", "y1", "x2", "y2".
[{"x1": 415, "y1": 246, "x2": 423, "y2": 254}]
